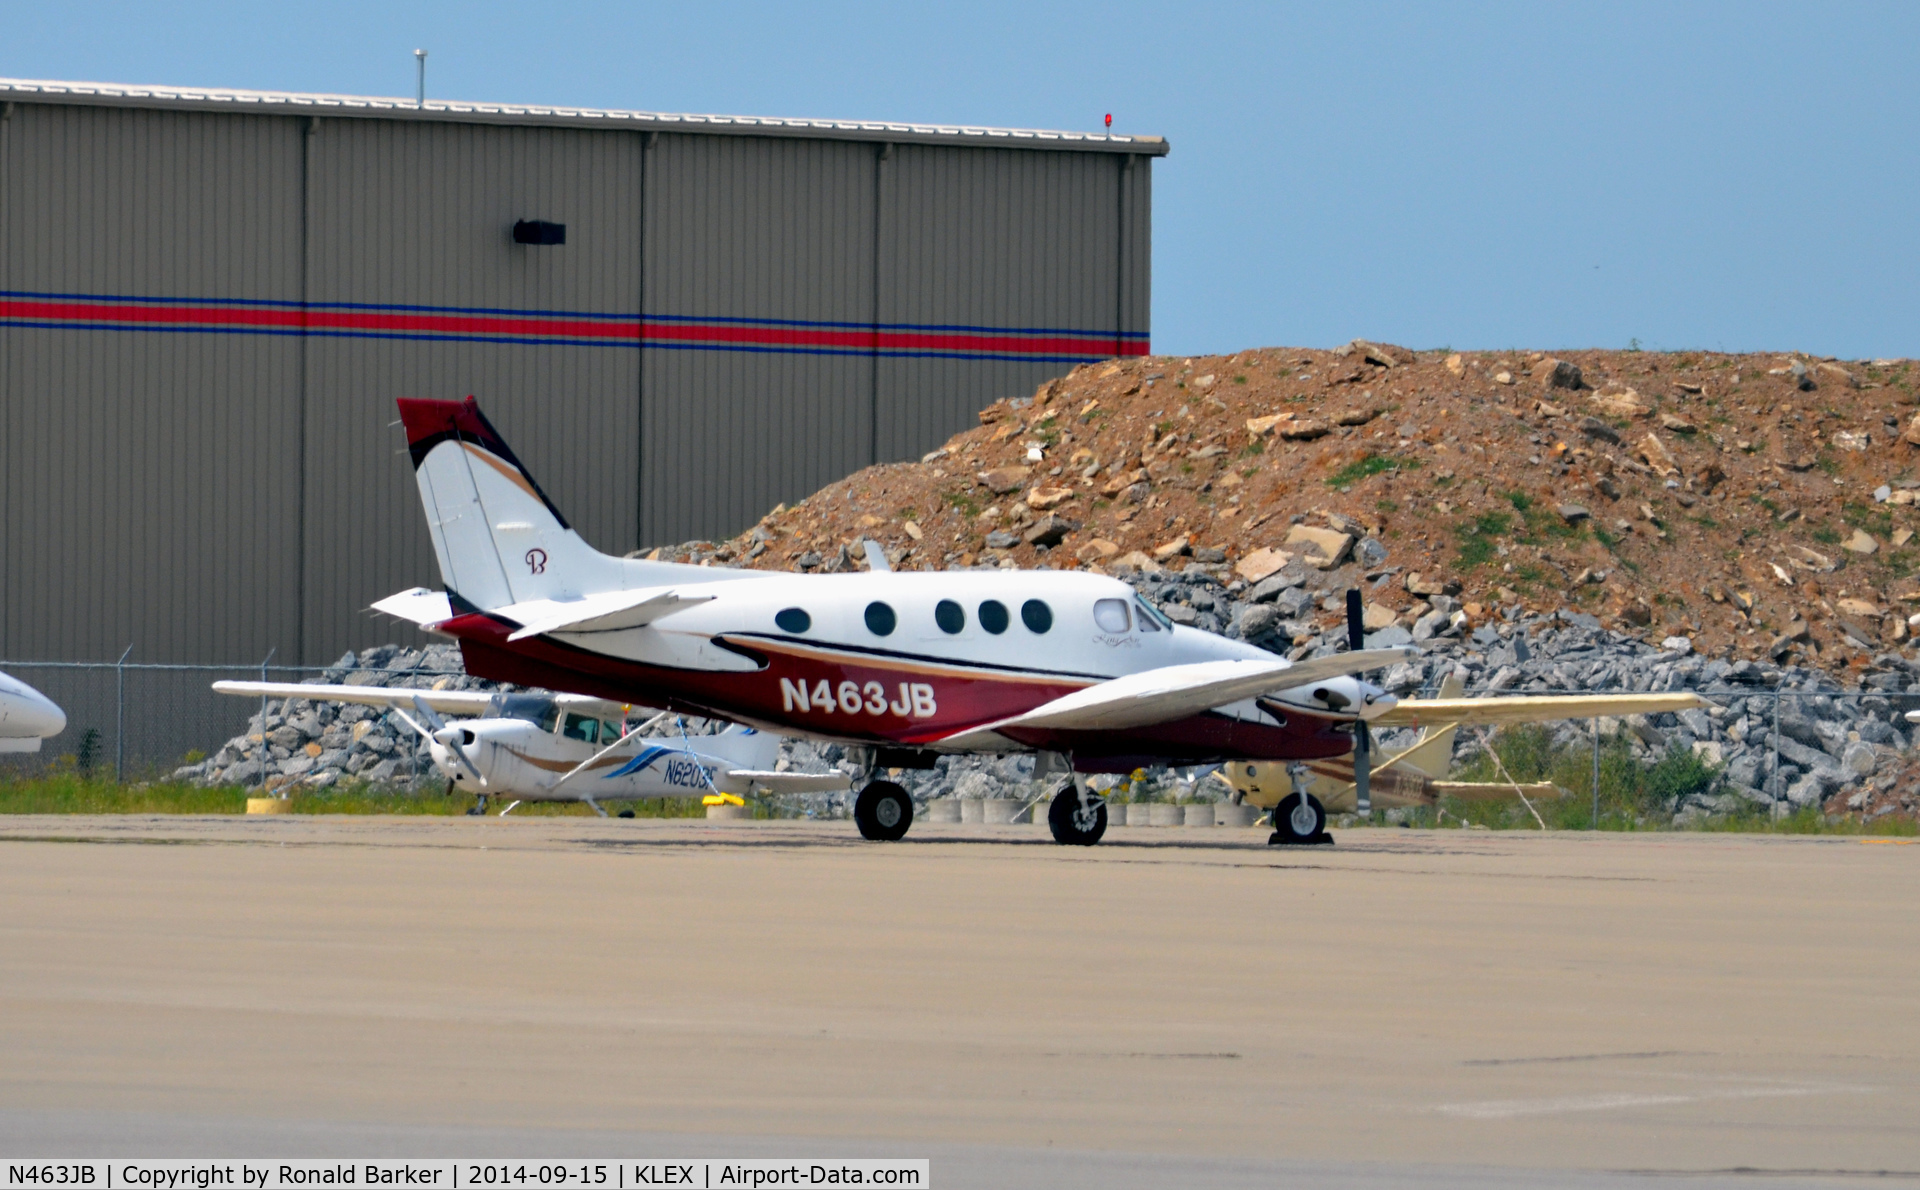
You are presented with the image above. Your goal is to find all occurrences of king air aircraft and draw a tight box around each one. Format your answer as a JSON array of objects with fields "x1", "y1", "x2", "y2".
[
  {"x1": 0, "y1": 670, "x2": 66, "y2": 753},
  {"x1": 208, "y1": 683, "x2": 850, "y2": 815},
  {"x1": 372, "y1": 397, "x2": 1708, "y2": 846}
]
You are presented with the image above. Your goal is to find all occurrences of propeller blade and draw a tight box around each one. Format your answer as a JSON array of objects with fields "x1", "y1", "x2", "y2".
[
  {"x1": 413, "y1": 695, "x2": 483, "y2": 785},
  {"x1": 1354, "y1": 718, "x2": 1372, "y2": 815},
  {"x1": 1346, "y1": 590, "x2": 1371, "y2": 815}
]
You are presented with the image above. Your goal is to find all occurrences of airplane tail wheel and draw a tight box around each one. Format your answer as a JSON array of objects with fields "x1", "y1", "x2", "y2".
[
  {"x1": 1047, "y1": 786, "x2": 1108, "y2": 846},
  {"x1": 1269, "y1": 792, "x2": 1327, "y2": 845},
  {"x1": 854, "y1": 780, "x2": 914, "y2": 842}
]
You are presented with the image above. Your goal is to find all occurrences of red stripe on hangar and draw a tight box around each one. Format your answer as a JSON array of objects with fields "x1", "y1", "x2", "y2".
[{"x1": 0, "y1": 292, "x2": 1150, "y2": 359}]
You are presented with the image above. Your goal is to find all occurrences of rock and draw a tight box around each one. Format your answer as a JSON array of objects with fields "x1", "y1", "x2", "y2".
[
  {"x1": 1492, "y1": 371, "x2": 1515, "y2": 386},
  {"x1": 1364, "y1": 625, "x2": 1414, "y2": 649},
  {"x1": 1842, "y1": 740, "x2": 1878, "y2": 777},
  {"x1": 1844, "y1": 529, "x2": 1878, "y2": 555},
  {"x1": 1284, "y1": 524, "x2": 1354, "y2": 569},
  {"x1": 1405, "y1": 573, "x2": 1460, "y2": 598},
  {"x1": 1273, "y1": 587, "x2": 1316, "y2": 618},
  {"x1": 1789, "y1": 360, "x2": 1816, "y2": 391},
  {"x1": 1444, "y1": 353, "x2": 1466, "y2": 378},
  {"x1": 1833, "y1": 430, "x2": 1871, "y2": 452},
  {"x1": 1903, "y1": 412, "x2": 1920, "y2": 447},
  {"x1": 1152, "y1": 534, "x2": 1192, "y2": 561},
  {"x1": 1163, "y1": 604, "x2": 1199, "y2": 626},
  {"x1": 1580, "y1": 418, "x2": 1622, "y2": 445},
  {"x1": 1591, "y1": 389, "x2": 1651, "y2": 418},
  {"x1": 984, "y1": 530, "x2": 1019, "y2": 549},
  {"x1": 1023, "y1": 515, "x2": 1077, "y2": 548},
  {"x1": 1191, "y1": 373, "x2": 1216, "y2": 391},
  {"x1": 1026, "y1": 487, "x2": 1074, "y2": 510},
  {"x1": 1691, "y1": 740, "x2": 1723, "y2": 766},
  {"x1": 1532, "y1": 358, "x2": 1584, "y2": 390},
  {"x1": 1238, "y1": 604, "x2": 1283, "y2": 641},
  {"x1": 1124, "y1": 481, "x2": 1151, "y2": 503},
  {"x1": 1558, "y1": 503, "x2": 1590, "y2": 523},
  {"x1": 1660, "y1": 412, "x2": 1696, "y2": 433},
  {"x1": 1334, "y1": 407, "x2": 1378, "y2": 427},
  {"x1": 1192, "y1": 546, "x2": 1228, "y2": 564},
  {"x1": 1661, "y1": 636, "x2": 1693, "y2": 654},
  {"x1": 1075, "y1": 538, "x2": 1120, "y2": 561},
  {"x1": 1236, "y1": 547, "x2": 1292, "y2": 583},
  {"x1": 1355, "y1": 537, "x2": 1389, "y2": 568},
  {"x1": 1248, "y1": 571, "x2": 1303, "y2": 602},
  {"x1": 1279, "y1": 419, "x2": 1332, "y2": 441},
  {"x1": 976, "y1": 466, "x2": 1031, "y2": 494},
  {"x1": 1875, "y1": 484, "x2": 1893, "y2": 503},
  {"x1": 1836, "y1": 597, "x2": 1881, "y2": 619},
  {"x1": 1113, "y1": 550, "x2": 1162, "y2": 572},
  {"x1": 1245, "y1": 414, "x2": 1289, "y2": 438},
  {"x1": 1638, "y1": 433, "x2": 1679, "y2": 476},
  {"x1": 1351, "y1": 339, "x2": 1414, "y2": 367},
  {"x1": 1817, "y1": 362, "x2": 1859, "y2": 388},
  {"x1": 1361, "y1": 602, "x2": 1397, "y2": 631}
]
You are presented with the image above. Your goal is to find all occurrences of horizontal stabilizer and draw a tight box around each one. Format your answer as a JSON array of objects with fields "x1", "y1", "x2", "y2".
[
  {"x1": 1432, "y1": 780, "x2": 1567, "y2": 802},
  {"x1": 371, "y1": 587, "x2": 454, "y2": 627},
  {"x1": 716, "y1": 769, "x2": 854, "y2": 795},
  {"x1": 1374, "y1": 691, "x2": 1710, "y2": 729},
  {"x1": 504, "y1": 587, "x2": 715, "y2": 642}
]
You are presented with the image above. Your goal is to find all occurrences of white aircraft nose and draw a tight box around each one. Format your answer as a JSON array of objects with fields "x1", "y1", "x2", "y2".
[{"x1": 0, "y1": 675, "x2": 67, "y2": 739}]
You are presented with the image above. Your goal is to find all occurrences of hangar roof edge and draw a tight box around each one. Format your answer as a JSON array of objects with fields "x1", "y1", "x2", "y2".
[{"x1": 0, "y1": 78, "x2": 1170, "y2": 157}]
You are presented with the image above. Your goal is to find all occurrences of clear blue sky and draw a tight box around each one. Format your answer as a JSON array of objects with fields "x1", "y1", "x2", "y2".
[{"x1": 9, "y1": 2, "x2": 1916, "y2": 358}]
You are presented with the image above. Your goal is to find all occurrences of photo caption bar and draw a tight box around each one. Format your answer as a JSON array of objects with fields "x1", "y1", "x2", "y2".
[{"x1": 1, "y1": 1163, "x2": 928, "y2": 1190}]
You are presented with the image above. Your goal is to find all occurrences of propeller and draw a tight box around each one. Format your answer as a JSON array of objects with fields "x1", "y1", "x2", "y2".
[
  {"x1": 1345, "y1": 589, "x2": 1372, "y2": 816},
  {"x1": 406, "y1": 694, "x2": 485, "y2": 785}
]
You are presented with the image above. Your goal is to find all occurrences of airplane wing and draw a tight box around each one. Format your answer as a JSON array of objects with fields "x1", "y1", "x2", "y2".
[
  {"x1": 937, "y1": 648, "x2": 1418, "y2": 747},
  {"x1": 503, "y1": 587, "x2": 716, "y2": 642},
  {"x1": 716, "y1": 769, "x2": 853, "y2": 795},
  {"x1": 212, "y1": 680, "x2": 501, "y2": 715},
  {"x1": 1373, "y1": 691, "x2": 1711, "y2": 729}
]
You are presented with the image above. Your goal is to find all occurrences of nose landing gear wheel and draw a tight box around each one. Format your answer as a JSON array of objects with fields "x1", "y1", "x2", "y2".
[
  {"x1": 854, "y1": 780, "x2": 914, "y2": 841},
  {"x1": 1047, "y1": 785, "x2": 1108, "y2": 846},
  {"x1": 1269, "y1": 791, "x2": 1330, "y2": 846}
]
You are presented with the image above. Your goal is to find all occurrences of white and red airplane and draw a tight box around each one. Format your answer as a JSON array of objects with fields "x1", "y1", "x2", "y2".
[{"x1": 372, "y1": 397, "x2": 1705, "y2": 845}]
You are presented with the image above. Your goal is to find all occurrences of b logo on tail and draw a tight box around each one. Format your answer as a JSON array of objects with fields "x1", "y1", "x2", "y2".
[{"x1": 525, "y1": 548, "x2": 548, "y2": 574}]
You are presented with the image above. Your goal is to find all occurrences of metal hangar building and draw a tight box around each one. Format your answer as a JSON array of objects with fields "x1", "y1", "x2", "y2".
[{"x1": 0, "y1": 78, "x2": 1164, "y2": 666}]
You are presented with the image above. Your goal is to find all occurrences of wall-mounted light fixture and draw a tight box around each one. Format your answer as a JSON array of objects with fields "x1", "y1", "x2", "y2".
[{"x1": 513, "y1": 220, "x2": 566, "y2": 246}]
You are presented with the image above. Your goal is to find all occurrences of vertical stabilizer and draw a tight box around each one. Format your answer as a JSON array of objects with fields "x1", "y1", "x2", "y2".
[{"x1": 396, "y1": 397, "x2": 621, "y2": 610}]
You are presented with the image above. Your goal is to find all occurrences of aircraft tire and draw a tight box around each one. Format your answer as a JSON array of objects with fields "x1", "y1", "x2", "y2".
[
  {"x1": 1047, "y1": 787, "x2": 1108, "y2": 846},
  {"x1": 854, "y1": 780, "x2": 914, "y2": 841},
  {"x1": 1268, "y1": 792, "x2": 1327, "y2": 845}
]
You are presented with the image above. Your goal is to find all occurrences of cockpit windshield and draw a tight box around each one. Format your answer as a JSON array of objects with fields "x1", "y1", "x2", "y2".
[
  {"x1": 1134, "y1": 597, "x2": 1171, "y2": 632},
  {"x1": 492, "y1": 694, "x2": 560, "y2": 732}
]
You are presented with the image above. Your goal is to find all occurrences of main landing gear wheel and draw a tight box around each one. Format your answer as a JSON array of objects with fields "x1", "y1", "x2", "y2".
[
  {"x1": 1047, "y1": 785, "x2": 1108, "y2": 846},
  {"x1": 1268, "y1": 792, "x2": 1329, "y2": 846},
  {"x1": 854, "y1": 780, "x2": 914, "y2": 841}
]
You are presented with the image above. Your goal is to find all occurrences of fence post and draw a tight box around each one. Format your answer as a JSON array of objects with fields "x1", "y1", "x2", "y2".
[
  {"x1": 114, "y1": 645, "x2": 132, "y2": 783},
  {"x1": 1591, "y1": 718, "x2": 1601, "y2": 829},
  {"x1": 258, "y1": 648, "x2": 276, "y2": 794},
  {"x1": 1771, "y1": 687, "x2": 1782, "y2": 818}
]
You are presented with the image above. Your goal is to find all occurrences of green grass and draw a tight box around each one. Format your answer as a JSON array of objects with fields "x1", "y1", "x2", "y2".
[
  {"x1": 1812, "y1": 526, "x2": 1841, "y2": 545},
  {"x1": 1454, "y1": 510, "x2": 1512, "y2": 569},
  {"x1": 945, "y1": 489, "x2": 982, "y2": 518},
  {"x1": 1391, "y1": 723, "x2": 1917, "y2": 835},
  {"x1": 0, "y1": 773, "x2": 713, "y2": 817},
  {"x1": 1325, "y1": 453, "x2": 1419, "y2": 487}
]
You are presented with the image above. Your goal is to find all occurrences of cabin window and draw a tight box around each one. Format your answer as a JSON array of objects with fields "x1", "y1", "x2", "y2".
[
  {"x1": 1134, "y1": 598, "x2": 1170, "y2": 632},
  {"x1": 562, "y1": 712, "x2": 600, "y2": 743},
  {"x1": 935, "y1": 599, "x2": 966, "y2": 634},
  {"x1": 1093, "y1": 598, "x2": 1131, "y2": 633},
  {"x1": 978, "y1": 600, "x2": 1010, "y2": 634},
  {"x1": 602, "y1": 720, "x2": 623, "y2": 741},
  {"x1": 1021, "y1": 599, "x2": 1053, "y2": 633},
  {"x1": 865, "y1": 601, "x2": 897, "y2": 636},
  {"x1": 775, "y1": 607, "x2": 811, "y2": 633}
]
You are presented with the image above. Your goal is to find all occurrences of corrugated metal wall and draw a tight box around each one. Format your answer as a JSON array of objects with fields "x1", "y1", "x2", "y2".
[{"x1": 1, "y1": 99, "x2": 1154, "y2": 705}]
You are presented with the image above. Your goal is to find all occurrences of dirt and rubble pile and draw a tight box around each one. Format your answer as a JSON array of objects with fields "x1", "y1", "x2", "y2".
[{"x1": 677, "y1": 343, "x2": 1920, "y2": 675}]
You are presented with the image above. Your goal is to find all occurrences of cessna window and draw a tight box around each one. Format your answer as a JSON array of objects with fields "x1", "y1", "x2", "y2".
[
  {"x1": 865, "y1": 601, "x2": 897, "y2": 636},
  {"x1": 562, "y1": 713, "x2": 601, "y2": 744},
  {"x1": 978, "y1": 600, "x2": 1010, "y2": 634},
  {"x1": 498, "y1": 694, "x2": 560, "y2": 732},
  {"x1": 1093, "y1": 598, "x2": 1131, "y2": 633},
  {"x1": 1134, "y1": 598, "x2": 1170, "y2": 632},
  {"x1": 775, "y1": 607, "x2": 811, "y2": 633},
  {"x1": 934, "y1": 599, "x2": 966, "y2": 634},
  {"x1": 602, "y1": 720, "x2": 624, "y2": 741},
  {"x1": 1021, "y1": 599, "x2": 1053, "y2": 634}
]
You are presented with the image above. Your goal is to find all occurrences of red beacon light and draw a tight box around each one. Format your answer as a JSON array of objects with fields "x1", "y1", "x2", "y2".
[{"x1": 1104, "y1": 113, "x2": 1112, "y2": 130}]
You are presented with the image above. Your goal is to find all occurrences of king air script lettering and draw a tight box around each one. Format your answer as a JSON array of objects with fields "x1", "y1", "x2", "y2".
[{"x1": 780, "y1": 678, "x2": 937, "y2": 718}]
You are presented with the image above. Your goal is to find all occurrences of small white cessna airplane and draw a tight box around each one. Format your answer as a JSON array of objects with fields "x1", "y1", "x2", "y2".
[
  {"x1": 0, "y1": 670, "x2": 67, "y2": 752},
  {"x1": 210, "y1": 681, "x2": 849, "y2": 815},
  {"x1": 371, "y1": 396, "x2": 1708, "y2": 846}
]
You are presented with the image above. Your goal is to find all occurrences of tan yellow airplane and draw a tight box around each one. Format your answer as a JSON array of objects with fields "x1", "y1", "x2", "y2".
[{"x1": 1223, "y1": 671, "x2": 1709, "y2": 841}]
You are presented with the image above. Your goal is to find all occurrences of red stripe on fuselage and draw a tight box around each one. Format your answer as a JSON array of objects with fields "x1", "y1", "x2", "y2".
[{"x1": 440, "y1": 613, "x2": 1353, "y2": 766}]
